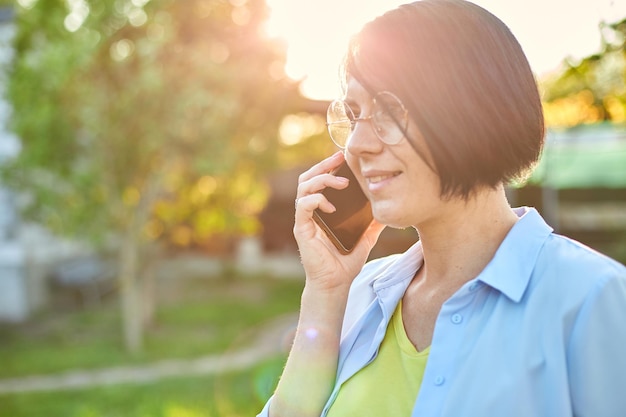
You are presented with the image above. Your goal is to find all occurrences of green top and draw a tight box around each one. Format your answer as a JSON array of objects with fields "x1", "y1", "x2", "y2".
[{"x1": 326, "y1": 300, "x2": 430, "y2": 416}]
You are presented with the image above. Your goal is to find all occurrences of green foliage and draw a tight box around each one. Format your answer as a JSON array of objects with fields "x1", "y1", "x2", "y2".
[
  {"x1": 2, "y1": 0, "x2": 300, "y2": 246},
  {"x1": 540, "y1": 16, "x2": 626, "y2": 126}
]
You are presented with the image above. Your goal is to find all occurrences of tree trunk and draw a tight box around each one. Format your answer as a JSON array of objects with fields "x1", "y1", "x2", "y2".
[
  {"x1": 141, "y1": 249, "x2": 157, "y2": 329},
  {"x1": 120, "y1": 219, "x2": 143, "y2": 354},
  {"x1": 118, "y1": 174, "x2": 163, "y2": 353}
]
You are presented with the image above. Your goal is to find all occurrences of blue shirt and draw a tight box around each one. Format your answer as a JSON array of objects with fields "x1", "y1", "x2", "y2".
[{"x1": 258, "y1": 207, "x2": 626, "y2": 416}]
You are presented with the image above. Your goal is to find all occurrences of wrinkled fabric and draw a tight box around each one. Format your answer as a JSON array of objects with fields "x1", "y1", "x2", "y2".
[{"x1": 258, "y1": 207, "x2": 626, "y2": 417}]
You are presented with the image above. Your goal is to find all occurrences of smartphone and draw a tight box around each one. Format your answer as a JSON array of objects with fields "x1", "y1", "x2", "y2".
[{"x1": 312, "y1": 161, "x2": 374, "y2": 254}]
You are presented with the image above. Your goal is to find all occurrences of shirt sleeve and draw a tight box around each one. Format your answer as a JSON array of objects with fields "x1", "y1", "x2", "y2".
[{"x1": 567, "y1": 264, "x2": 626, "y2": 417}]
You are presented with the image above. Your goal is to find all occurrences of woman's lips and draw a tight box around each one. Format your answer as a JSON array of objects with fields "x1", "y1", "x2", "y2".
[{"x1": 363, "y1": 170, "x2": 402, "y2": 190}]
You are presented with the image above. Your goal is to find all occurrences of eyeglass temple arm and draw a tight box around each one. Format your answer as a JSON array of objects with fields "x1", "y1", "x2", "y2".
[{"x1": 326, "y1": 115, "x2": 373, "y2": 127}]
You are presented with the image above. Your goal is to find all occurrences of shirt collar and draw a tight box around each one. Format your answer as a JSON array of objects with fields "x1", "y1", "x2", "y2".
[
  {"x1": 369, "y1": 241, "x2": 424, "y2": 318},
  {"x1": 477, "y1": 207, "x2": 553, "y2": 302},
  {"x1": 372, "y1": 241, "x2": 424, "y2": 291},
  {"x1": 369, "y1": 207, "x2": 552, "y2": 308}
]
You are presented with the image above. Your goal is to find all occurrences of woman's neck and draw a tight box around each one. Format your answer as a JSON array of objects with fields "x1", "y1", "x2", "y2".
[{"x1": 414, "y1": 185, "x2": 518, "y2": 287}]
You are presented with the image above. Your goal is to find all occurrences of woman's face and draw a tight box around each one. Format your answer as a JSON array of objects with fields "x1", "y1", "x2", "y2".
[{"x1": 343, "y1": 78, "x2": 446, "y2": 229}]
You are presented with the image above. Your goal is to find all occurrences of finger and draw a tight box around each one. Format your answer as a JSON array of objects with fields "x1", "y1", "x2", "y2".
[
  {"x1": 296, "y1": 173, "x2": 349, "y2": 201},
  {"x1": 297, "y1": 151, "x2": 344, "y2": 185},
  {"x1": 294, "y1": 194, "x2": 336, "y2": 222},
  {"x1": 293, "y1": 194, "x2": 335, "y2": 247}
]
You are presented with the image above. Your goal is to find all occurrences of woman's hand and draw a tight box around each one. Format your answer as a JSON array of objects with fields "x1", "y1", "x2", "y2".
[
  {"x1": 294, "y1": 151, "x2": 385, "y2": 293},
  {"x1": 268, "y1": 152, "x2": 385, "y2": 417}
]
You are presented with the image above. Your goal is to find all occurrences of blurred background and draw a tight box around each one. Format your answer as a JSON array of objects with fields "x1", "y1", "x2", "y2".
[{"x1": 0, "y1": 0, "x2": 625, "y2": 416}]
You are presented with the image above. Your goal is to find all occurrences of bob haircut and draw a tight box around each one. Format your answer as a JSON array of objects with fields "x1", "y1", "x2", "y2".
[{"x1": 343, "y1": 0, "x2": 545, "y2": 199}]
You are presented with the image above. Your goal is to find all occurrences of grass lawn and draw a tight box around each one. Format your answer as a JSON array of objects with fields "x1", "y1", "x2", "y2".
[
  {"x1": 0, "y1": 271, "x2": 303, "y2": 416},
  {"x1": 0, "y1": 356, "x2": 287, "y2": 417},
  {"x1": 0, "y1": 273, "x2": 302, "y2": 378}
]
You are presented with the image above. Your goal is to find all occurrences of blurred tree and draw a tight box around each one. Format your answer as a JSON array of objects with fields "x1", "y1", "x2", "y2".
[
  {"x1": 2, "y1": 0, "x2": 300, "y2": 353},
  {"x1": 542, "y1": 17, "x2": 626, "y2": 127}
]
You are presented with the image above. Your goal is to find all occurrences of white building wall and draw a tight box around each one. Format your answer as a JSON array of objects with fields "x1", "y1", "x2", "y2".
[{"x1": 0, "y1": 7, "x2": 28, "y2": 322}]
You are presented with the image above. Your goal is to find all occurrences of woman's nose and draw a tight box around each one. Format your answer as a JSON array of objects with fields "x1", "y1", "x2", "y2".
[{"x1": 346, "y1": 118, "x2": 384, "y2": 156}]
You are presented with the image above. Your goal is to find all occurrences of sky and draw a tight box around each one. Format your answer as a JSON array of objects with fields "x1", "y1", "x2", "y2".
[{"x1": 264, "y1": 0, "x2": 626, "y2": 100}]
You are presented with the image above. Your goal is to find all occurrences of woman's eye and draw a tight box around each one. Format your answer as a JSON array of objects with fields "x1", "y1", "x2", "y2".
[
  {"x1": 348, "y1": 107, "x2": 361, "y2": 120},
  {"x1": 376, "y1": 102, "x2": 401, "y2": 118},
  {"x1": 389, "y1": 106, "x2": 404, "y2": 120}
]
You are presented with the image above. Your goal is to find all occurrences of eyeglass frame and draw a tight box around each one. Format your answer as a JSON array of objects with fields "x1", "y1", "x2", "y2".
[{"x1": 325, "y1": 90, "x2": 410, "y2": 149}]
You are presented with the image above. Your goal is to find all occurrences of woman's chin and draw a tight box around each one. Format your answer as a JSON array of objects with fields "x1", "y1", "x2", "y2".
[{"x1": 371, "y1": 204, "x2": 411, "y2": 229}]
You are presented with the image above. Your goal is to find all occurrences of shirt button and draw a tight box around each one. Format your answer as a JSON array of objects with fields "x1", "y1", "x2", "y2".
[
  {"x1": 434, "y1": 376, "x2": 445, "y2": 386},
  {"x1": 451, "y1": 314, "x2": 463, "y2": 324}
]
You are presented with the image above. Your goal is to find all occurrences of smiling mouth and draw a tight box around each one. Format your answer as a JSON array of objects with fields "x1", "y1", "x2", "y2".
[{"x1": 367, "y1": 172, "x2": 401, "y2": 184}]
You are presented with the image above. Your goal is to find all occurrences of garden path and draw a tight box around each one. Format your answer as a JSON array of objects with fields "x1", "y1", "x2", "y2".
[{"x1": 0, "y1": 312, "x2": 298, "y2": 394}]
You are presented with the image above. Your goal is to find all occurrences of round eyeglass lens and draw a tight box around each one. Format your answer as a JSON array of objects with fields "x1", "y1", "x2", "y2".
[
  {"x1": 326, "y1": 100, "x2": 353, "y2": 148},
  {"x1": 325, "y1": 91, "x2": 408, "y2": 149},
  {"x1": 371, "y1": 91, "x2": 408, "y2": 145}
]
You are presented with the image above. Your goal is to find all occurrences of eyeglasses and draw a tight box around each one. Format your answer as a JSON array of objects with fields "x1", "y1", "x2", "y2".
[{"x1": 326, "y1": 91, "x2": 409, "y2": 149}]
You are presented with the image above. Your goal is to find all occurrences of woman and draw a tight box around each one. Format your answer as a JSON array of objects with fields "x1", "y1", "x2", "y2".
[{"x1": 258, "y1": 1, "x2": 626, "y2": 416}]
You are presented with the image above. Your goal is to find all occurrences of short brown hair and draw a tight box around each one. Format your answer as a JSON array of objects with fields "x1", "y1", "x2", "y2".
[{"x1": 344, "y1": 0, "x2": 545, "y2": 198}]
